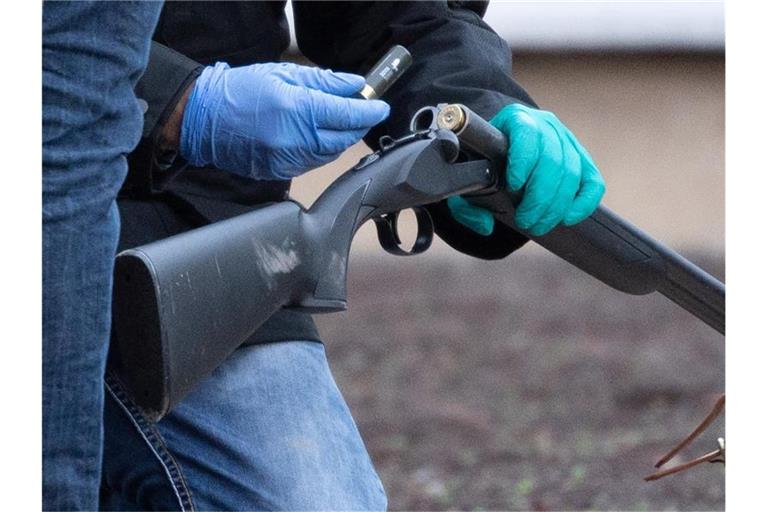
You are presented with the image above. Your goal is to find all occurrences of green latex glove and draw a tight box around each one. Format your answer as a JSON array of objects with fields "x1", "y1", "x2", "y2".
[{"x1": 447, "y1": 103, "x2": 606, "y2": 237}]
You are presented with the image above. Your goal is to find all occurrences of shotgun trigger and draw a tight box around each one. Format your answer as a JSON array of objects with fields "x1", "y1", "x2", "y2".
[{"x1": 373, "y1": 207, "x2": 434, "y2": 256}]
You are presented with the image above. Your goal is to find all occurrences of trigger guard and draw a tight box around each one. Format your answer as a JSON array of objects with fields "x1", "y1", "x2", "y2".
[
  {"x1": 374, "y1": 208, "x2": 434, "y2": 256},
  {"x1": 410, "y1": 207, "x2": 434, "y2": 255}
]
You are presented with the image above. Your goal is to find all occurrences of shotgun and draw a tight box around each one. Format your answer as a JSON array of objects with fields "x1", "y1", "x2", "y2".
[{"x1": 110, "y1": 104, "x2": 724, "y2": 420}]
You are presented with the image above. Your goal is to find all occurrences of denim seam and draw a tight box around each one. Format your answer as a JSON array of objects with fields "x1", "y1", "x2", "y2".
[{"x1": 104, "y1": 374, "x2": 196, "y2": 511}]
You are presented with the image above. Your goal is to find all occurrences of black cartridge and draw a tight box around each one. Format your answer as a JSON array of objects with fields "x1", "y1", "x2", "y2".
[{"x1": 360, "y1": 45, "x2": 412, "y2": 100}]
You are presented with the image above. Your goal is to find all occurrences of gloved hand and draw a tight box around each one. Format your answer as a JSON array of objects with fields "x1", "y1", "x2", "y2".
[
  {"x1": 181, "y1": 62, "x2": 390, "y2": 180},
  {"x1": 447, "y1": 103, "x2": 606, "y2": 237}
]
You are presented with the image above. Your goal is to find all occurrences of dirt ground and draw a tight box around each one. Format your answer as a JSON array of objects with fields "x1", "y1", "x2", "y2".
[{"x1": 317, "y1": 249, "x2": 724, "y2": 511}]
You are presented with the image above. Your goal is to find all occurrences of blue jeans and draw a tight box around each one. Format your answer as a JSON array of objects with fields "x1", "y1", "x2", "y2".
[
  {"x1": 42, "y1": 2, "x2": 162, "y2": 509},
  {"x1": 101, "y1": 341, "x2": 387, "y2": 510}
]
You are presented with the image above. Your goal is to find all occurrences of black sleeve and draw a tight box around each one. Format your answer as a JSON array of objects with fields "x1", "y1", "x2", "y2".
[
  {"x1": 293, "y1": 0, "x2": 534, "y2": 260},
  {"x1": 126, "y1": 41, "x2": 203, "y2": 196},
  {"x1": 136, "y1": 42, "x2": 203, "y2": 139}
]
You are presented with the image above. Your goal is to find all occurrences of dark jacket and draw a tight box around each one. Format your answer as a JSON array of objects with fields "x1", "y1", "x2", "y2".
[{"x1": 120, "y1": 1, "x2": 533, "y2": 344}]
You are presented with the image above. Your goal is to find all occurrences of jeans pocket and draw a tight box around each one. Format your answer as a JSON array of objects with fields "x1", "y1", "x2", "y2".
[{"x1": 103, "y1": 373, "x2": 196, "y2": 511}]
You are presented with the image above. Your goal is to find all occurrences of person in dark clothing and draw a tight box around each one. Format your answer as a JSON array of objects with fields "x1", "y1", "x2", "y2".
[{"x1": 101, "y1": 2, "x2": 605, "y2": 509}]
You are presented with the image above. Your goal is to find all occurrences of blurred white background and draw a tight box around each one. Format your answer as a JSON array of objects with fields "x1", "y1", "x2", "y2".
[{"x1": 484, "y1": 1, "x2": 723, "y2": 52}]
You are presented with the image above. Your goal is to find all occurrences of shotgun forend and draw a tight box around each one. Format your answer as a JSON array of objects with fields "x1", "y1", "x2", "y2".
[{"x1": 434, "y1": 103, "x2": 725, "y2": 335}]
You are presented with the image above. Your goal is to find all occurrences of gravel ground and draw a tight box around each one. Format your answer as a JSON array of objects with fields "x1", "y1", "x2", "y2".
[{"x1": 317, "y1": 250, "x2": 725, "y2": 511}]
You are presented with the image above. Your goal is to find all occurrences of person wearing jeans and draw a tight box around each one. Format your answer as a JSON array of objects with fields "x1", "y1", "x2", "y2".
[
  {"x1": 99, "y1": 2, "x2": 605, "y2": 510},
  {"x1": 42, "y1": 2, "x2": 163, "y2": 508},
  {"x1": 43, "y1": 2, "x2": 390, "y2": 509}
]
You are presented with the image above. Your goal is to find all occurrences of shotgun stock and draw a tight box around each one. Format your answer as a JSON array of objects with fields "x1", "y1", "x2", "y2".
[
  {"x1": 111, "y1": 129, "x2": 494, "y2": 419},
  {"x1": 111, "y1": 105, "x2": 724, "y2": 420}
]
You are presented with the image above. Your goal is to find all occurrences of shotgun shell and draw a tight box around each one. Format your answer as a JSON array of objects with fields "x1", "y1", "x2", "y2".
[
  {"x1": 436, "y1": 104, "x2": 467, "y2": 132},
  {"x1": 360, "y1": 45, "x2": 412, "y2": 99}
]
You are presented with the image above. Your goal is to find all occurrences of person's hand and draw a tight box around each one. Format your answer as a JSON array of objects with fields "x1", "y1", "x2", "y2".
[
  {"x1": 447, "y1": 103, "x2": 605, "y2": 236},
  {"x1": 180, "y1": 62, "x2": 390, "y2": 180}
]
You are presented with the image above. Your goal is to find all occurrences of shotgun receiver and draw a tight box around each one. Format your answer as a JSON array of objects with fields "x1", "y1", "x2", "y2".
[{"x1": 110, "y1": 104, "x2": 724, "y2": 420}]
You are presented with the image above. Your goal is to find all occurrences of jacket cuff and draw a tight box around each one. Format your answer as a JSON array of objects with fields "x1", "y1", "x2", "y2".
[
  {"x1": 135, "y1": 42, "x2": 203, "y2": 140},
  {"x1": 426, "y1": 199, "x2": 528, "y2": 260},
  {"x1": 124, "y1": 43, "x2": 202, "y2": 197}
]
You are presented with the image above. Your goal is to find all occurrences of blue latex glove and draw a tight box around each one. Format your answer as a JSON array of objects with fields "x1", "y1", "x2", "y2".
[
  {"x1": 447, "y1": 103, "x2": 606, "y2": 237},
  {"x1": 181, "y1": 62, "x2": 390, "y2": 180}
]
